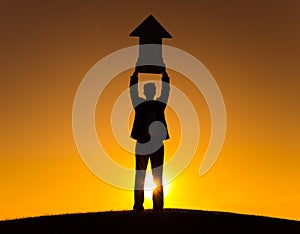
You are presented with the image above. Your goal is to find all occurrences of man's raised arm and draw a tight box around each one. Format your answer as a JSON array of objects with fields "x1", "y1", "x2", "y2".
[
  {"x1": 157, "y1": 68, "x2": 170, "y2": 104},
  {"x1": 129, "y1": 68, "x2": 143, "y2": 108}
]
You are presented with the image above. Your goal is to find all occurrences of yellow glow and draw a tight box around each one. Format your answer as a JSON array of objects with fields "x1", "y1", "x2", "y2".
[
  {"x1": 144, "y1": 174, "x2": 156, "y2": 200},
  {"x1": 144, "y1": 173, "x2": 170, "y2": 200}
]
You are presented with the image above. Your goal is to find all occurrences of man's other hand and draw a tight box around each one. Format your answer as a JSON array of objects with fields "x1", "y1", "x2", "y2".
[
  {"x1": 162, "y1": 67, "x2": 168, "y2": 77},
  {"x1": 132, "y1": 67, "x2": 139, "y2": 77}
]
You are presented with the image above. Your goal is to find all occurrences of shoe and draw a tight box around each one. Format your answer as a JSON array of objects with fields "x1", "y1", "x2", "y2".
[
  {"x1": 133, "y1": 205, "x2": 144, "y2": 213},
  {"x1": 153, "y1": 209, "x2": 163, "y2": 214}
]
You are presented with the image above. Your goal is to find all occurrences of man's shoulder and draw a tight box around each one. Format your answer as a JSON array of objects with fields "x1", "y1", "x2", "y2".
[
  {"x1": 154, "y1": 99, "x2": 167, "y2": 105},
  {"x1": 135, "y1": 100, "x2": 162, "y2": 109}
]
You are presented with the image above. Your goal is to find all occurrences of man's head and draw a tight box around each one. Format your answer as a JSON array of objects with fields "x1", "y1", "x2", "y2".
[{"x1": 143, "y1": 83, "x2": 156, "y2": 100}]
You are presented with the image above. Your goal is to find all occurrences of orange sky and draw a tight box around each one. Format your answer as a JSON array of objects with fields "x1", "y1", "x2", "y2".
[{"x1": 0, "y1": 0, "x2": 300, "y2": 221}]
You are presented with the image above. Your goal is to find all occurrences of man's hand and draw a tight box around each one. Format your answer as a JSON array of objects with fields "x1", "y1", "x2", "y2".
[
  {"x1": 162, "y1": 67, "x2": 168, "y2": 77},
  {"x1": 132, "y1": 67, "x2": 139, "y2": 77}
]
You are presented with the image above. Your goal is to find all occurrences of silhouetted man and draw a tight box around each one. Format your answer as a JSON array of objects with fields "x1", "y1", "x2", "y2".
[{"x1": 129, "y1": 67, "x2": 170, "y2": 213}]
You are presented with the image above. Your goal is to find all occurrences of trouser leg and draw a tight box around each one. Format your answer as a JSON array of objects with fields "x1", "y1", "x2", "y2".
[
  {"x1": 150, "y1": 144, "x2": 164, "y2": 212},
  {"x1": 133, "y1": 153, "x2": 148, "y2": 211}
]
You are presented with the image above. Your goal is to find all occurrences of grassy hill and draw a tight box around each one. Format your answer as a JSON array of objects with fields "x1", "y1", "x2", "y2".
[{"x1": 0, "y1": 208, "x2": 299, "y2": 234}]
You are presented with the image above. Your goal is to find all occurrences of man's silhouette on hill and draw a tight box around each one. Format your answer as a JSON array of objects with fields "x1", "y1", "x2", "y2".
[{"x1": 129, "y1": 67, "x2": 170, "y2": 213}]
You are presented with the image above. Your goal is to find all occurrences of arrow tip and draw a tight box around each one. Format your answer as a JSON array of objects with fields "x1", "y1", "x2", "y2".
[{"x1": 129, "y1": 14, "x2": 172, "y2": 38}]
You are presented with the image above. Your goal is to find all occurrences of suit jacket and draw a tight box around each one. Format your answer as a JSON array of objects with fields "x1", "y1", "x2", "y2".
[{"x1": 129, "y1": 74, "x2": 170, "y2": 143}]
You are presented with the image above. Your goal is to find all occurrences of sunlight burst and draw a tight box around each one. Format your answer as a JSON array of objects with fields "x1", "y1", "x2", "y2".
[{"x1": 144, "y1": 173, "x2": 169, "y2": 200}]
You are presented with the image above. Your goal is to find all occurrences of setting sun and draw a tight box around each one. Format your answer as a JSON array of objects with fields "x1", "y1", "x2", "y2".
[{"x1": 144, "y1": 173, "x2": 170, "y2": 200}]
